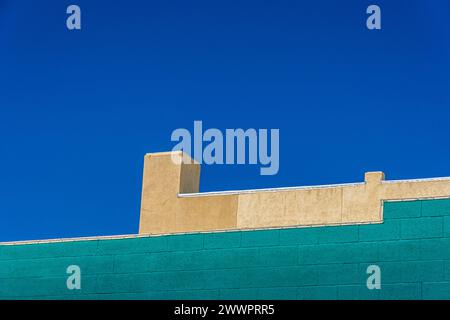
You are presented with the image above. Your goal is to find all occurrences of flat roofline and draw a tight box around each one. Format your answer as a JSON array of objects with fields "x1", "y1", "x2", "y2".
[
  {"x1": 0, "y1": 220, "x2": 387, "y2": 246},
  {"x1": 179, "y1": 182, "x2": 364, "y2": 197},
  {"x1": 178, "y1": 176, "x2": 450, "y2": 198},
  {"x1": 3, "y1": 173, "x2": 450, "y2": 246}
]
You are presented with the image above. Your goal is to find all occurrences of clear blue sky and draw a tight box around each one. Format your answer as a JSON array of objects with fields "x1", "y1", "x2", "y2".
[{"x1": 1, "y1": 1, "x2": 449, "y2": 241}]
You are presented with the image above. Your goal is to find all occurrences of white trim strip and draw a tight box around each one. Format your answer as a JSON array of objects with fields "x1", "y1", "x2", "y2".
[
  {"x1": 178, "y1": 182, "x2": 364, "y2": 197},
  {"x1": 0, "y1": 220, "x2": 383, "y2": 246},
  {"x1": 178, "y1": 176, "x2": 450, "y2": 198},
  {"x1": 382, "y1": 176, "x2": 450, "y2": 184}
]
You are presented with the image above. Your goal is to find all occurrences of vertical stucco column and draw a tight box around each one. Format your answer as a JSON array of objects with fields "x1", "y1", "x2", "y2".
[
  {"x1": 139, "y1": 151, "x2": 200, "y2": 234},
  {"x1": 139, "y1": 151, "x2": 238, "y2": 234}
]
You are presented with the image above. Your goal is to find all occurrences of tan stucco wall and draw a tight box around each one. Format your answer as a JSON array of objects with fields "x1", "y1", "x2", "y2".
[
  {"x1": 139, "y1": 152, "x2": 238, "y2": 234},
  {"x1": 139, "y1": 151, "x2": 450, "y2": 234}
]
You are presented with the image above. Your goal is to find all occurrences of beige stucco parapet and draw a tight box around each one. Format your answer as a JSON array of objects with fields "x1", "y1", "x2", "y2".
[{"x1": 139, "y1": 151, "x2": 450, "y2": 234}]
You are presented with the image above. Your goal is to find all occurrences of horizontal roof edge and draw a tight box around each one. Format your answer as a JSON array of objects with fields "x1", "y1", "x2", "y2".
[
  {"x1": 0, "y1": 220, "x2": 386, "y2": 246},
  {"x1": 178, "y1": 176, "x2": 450, "y2": 198}
]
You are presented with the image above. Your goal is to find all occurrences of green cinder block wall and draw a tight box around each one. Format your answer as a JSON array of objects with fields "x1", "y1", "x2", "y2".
[{"x1": 1, "y1": 198, "x2": 450, "y2": 300}]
